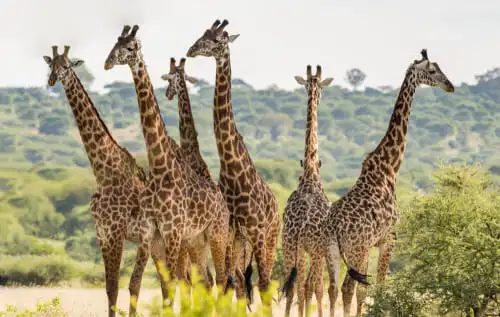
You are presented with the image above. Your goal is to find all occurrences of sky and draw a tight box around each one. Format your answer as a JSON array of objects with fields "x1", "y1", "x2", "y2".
[{"x1": 2, "y1": 0, "x2": 500, "y2": 91}]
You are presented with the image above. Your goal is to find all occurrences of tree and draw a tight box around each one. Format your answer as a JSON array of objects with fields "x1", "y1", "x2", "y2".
[
  {"x1": 345, "y1": 68, "x2": 366, "y2": 91},
  {"x1": 474, "y1": 67, "x2": 500, "y2": 83},
  {"x1": 399, "y1": 165, "x2": 500, "y2": 316}
]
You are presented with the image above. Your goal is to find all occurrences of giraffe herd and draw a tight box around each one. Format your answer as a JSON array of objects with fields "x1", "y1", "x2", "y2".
[{"x1": 43, "y1": 18, "x2": 455, "y2": 317}]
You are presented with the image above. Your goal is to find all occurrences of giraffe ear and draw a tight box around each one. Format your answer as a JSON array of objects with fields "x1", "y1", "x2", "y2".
[
  {"x1": 43, "y1": 56, "x2": 52, "y2": 65},
  {"x1": 161, "y1": 74, "x2": 174, "y2": 81},
  {"x1": 185, "y1": 75, "x2": 199, "y2": 84},
  {"x1": 320, "y1": 77, "x2": 334, "y2": 88},
  {"x1": 70, "y1": 59, "x2": 85, "y2": 68},
  {"x1": 294, "y1": 76, "x2": 306, "y2": 85},
  {"x1": 228, "y1": 34, "x2": 240, "y2": 43}
]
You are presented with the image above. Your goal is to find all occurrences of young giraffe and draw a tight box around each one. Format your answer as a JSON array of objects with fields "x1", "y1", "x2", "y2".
[
  {"x1": 281, "y1": 65, "x2": 333, "y2": 317},
  {"x1": 160, "y1": 57, "x2": 230, "y2": 288},
  {"x1": 321, "y1": 49, "x2": 454, "y2": 317},
  {"x1": 186, "y1": 19, "x2": 280, "y2": 306},
  {"x1": 43, "y1": 45, "x2": 170, "y2": 317},
  {"x1": 103, "y1": 25, "x2": 231, "y2": 314}
]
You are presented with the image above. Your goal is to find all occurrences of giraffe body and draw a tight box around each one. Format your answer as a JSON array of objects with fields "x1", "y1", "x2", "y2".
[
  {"x1": 186, "y1": 19, "x2": 280, "y2": 306},
  {"x1": 320, "y1": 50, "x2": 454, "y2": 317},
  {"x1": 281, "y1": 65, "x2": 333, "y2": 317},
  {"x1": 104, "y1": 26, "x2": 230, "y2": 316},
  {"x1": 43, "y1": 46, "x2": 170, "y2": 317}
]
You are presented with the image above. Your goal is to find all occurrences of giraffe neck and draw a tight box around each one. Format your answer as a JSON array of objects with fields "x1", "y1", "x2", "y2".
[
  {"x1": 302, "y1": 85, "x2": 321, "y2": 183},
  {"x1": 61, "y1": 70, "x2": 142, "y2": 184},
  {"x1": 129, "y1": 55, "x2": 180, "y2": 173},
  {"x1": 213, "y1": 50, "x2": 251, "y2": 167},
  {"x1": 364, "y1": 67, "x2": 417, "y2": 177},
  {"x1": 177, "y1": 80, "x2": 212, "y2": 181}
]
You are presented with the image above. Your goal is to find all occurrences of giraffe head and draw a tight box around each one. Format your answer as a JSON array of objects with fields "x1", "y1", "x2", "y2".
[
  {"x1": 186, "y1": 19, "x2": 239, "y2": 59},
  {"x1": 294, "y1": 64, "x2": 334, "y2": 101},
  {"x1": 104, "y1": 25, "x2": 141, "y2": 70},
  {"x1": 160, "y1": 57, "x2": 199, "y2": 100},
  {"x1": 411, "y1": 49, "x2": 455, "y2": 92},
  {"x1": 43, "y1": 46, "x2": 84, "y2": 86}
]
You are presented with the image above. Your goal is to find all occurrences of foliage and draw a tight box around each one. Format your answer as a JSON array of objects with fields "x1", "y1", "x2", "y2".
[
  {"x1": 0, "y1": 297, "x2": 67, "y2": 317},
  {"x1": 394, "y1": 165, "x2": 500, "y2": 316},
  {"x1": 363, "y1": 276, "x2": 430, "y2": 317},
  {"x1": 345, "y1": 68, "x2": 367, "y2": 90},
  {"x1": 0, "y1": 256, "x2": 79, "y2": 286}
]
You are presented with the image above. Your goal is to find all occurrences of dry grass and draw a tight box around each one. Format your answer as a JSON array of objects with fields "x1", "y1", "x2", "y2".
[{"x1": 0, "y1": 287, "x2": 348, "y2": 316}]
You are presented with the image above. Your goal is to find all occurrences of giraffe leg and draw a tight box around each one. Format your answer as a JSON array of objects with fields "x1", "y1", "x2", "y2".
[
  {"x1": 305, "y1": 255, "x2": 324, "y2": 317},
  {"x1": 324, "y1": 243, "x2": 341, "y2": 317},
  {"x1": 281, "y1": 235, "x2": 296, "y2": 317},
  {"x1": 175, "y1": 240, "x2": 191, "y2": 284},
  {"x1": 229, "y1": 232, "x2": 245, "y2": 299},
  {"x1": 100, "y1": 237, "x2": 125, "y2": 317},
  {"x1": 207, "y1": 212, "x2": 231, "y2": 290},
  {"x1": 264, "y1": 224, "x2": 279, "y2": 287},
  {"x1": 296, "y1": 249, "x2": 307, "y2": 317},
  {"x1": 157, "y1": 223, "x2": 183, "y2": 307},
  {"x1": 187, "y1": 236, "x2": 212, "y2": 289},
  {"x1": 315, "y1": 259, "x2": 325, "y2": 317},
  {"x1": 354, "y1": 258, "x2": 369, "y2": 317},
  {"x1": 251, "y1": 233, "x2": 272, "y2": 306},
  {"x1": 376, "y1": 232, "x2": 396, "y2": 283},
  {"x1": 341, "y1": 251, "x2": 369, "y2": 317},
  {"x1": 151, "y1": 234, "x2": 169, "y2": 302},
  {"x1": 129, "y1": 237, "x2": 153, "y2": 316}
]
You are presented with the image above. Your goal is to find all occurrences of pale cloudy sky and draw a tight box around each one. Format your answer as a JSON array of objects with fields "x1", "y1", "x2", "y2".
[{"x1": 2, "y1": 0, "x2": 500, "y2": 91}]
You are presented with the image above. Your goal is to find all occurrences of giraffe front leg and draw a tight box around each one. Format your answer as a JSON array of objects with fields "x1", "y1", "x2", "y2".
[
  {"x1": 99, "y1": 237, "x2": 125, "y2": 317},
  {"x1": 158, "y1": 226, "x2": 183, "y2": 307},
  {"x1": 151, "y1": 234, "x2": 169, "y2": 303},
  {"x1": 129, "y1": 232, "x2": 154, "y2": 317},
  {"x1": 251, "y1": 233, "x2": 271, "y2": 306}
]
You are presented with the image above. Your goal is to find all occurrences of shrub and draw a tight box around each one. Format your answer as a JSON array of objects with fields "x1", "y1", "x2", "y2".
[{"x1": 0, "y1": 256, "x2": 78, "y2": 286}]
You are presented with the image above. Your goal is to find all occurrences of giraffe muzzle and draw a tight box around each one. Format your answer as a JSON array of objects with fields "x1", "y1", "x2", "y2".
[
  {"x1": 104, "y1": 62, "x2": 114, "y2": 70},
  {"x1": 48, "y1": 73, "x2": 57, "y2": 86},
  {"x1": 444, "y1": 81, "x2": 455, "y2": 93}
]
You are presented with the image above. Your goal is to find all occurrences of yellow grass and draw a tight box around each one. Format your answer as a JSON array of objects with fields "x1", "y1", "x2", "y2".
[{"x1": 0, "y1": 287, "x2": 349, "y2": 316}]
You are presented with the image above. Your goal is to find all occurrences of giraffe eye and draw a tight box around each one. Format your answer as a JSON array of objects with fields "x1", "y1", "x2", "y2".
[
  {"x1": 126, "y1": 47, "x2": 134, "y2": 52},
  {"x1": 428, "y1": 69, "x2": 436, "y2": 74}
]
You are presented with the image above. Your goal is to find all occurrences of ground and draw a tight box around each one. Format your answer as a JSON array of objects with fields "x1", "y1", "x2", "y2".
[{"x1": 0, "y1": 287, "x2": 348, "y2": 316}]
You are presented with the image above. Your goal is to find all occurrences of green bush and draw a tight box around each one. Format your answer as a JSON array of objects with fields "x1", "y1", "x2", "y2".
[{"x1": 0, "y1": 256, "x2": 79, "y2": 286}]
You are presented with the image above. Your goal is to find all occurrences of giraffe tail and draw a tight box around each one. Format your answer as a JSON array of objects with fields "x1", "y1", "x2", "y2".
[
  {"x1": 280, "y1": 266, "x2": 298, "y2": 301},
  {"x1": 347, "y1": 268, "x2": 370, "y2": 285},
  {"x1": 243, "y1": 251, "x2": 254, "y2": 304}
]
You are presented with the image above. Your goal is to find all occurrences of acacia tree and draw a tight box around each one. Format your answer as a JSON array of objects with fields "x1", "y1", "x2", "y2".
[
  {"x1": 399, "y1": 165, "x2": 500, "y2": 317},
  {"x1": 345, "y1": 68, "x2": 366, "y2": 91}
]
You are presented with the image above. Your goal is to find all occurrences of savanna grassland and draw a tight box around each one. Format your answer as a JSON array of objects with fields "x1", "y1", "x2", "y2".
[{"x1": 0, "y1": 66, "x2": 499, "y2": 316}]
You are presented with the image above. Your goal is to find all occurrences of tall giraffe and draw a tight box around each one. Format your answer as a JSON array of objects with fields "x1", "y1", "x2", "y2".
[
  {"x1": 160, "y1": 57, "x2": 231, "y2": 287},
  {"x1": 43, "y1": 45, "x2": 169, "y2": 317},
  {"x1": 281, "y1": 65, "x2": 333, "y2": 317},
  {"x1": 103, "y1": 25, "x2": 231, "y2": 315},
  {"x1": 186, "y1": 19, "x2": 280, "y2": 305},
  {"x1": 320, "y1": 49, "x2": 454, "y2": 317}
]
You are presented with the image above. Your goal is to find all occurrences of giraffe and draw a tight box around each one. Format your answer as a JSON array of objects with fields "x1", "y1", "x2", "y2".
[
  {"x1": 160, "y1": 56, "x2": 230, "y2": 288},
  {"x1": 186, "y1": 19, "x2": 280, "y2": 306},
  {"x1": 43, "y1": 45, "x2": 170, "y2": 317},
  {"x1": 103, "y1": 25, "x2": 231, "y2": 315},
  {"x1": 319, "y1": 49, "x2": 455, "y2": 317},
  {"x1": 281, "y1": 65, "x2": 333, "y2": 317}
]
